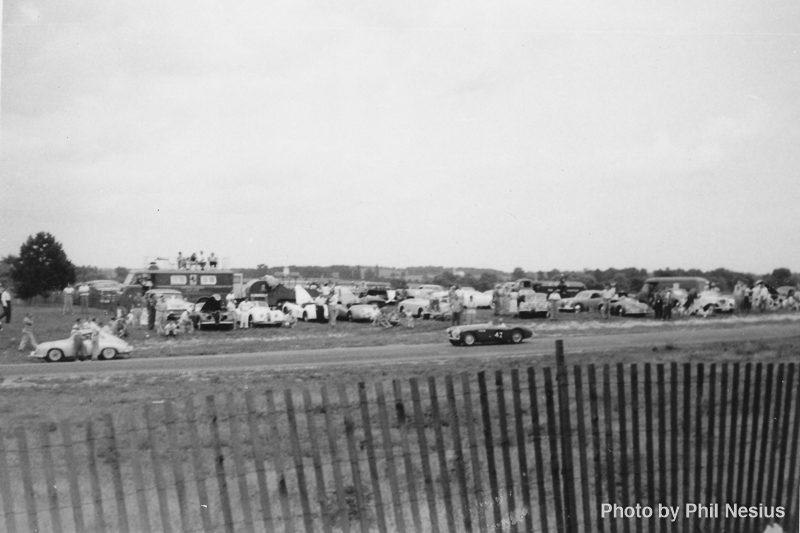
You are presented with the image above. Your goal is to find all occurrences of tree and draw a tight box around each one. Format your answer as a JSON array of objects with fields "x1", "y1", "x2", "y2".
[
  {"x1": 511, "y1": 267, "x2": 526, "y2": 281},
  {"x1": 10, "y1": 232, "x2": 76, "y2": 300}
]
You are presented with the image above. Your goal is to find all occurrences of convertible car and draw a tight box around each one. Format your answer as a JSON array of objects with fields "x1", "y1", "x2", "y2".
[
  {"x1": 447, "y1": 322, "x2": 533, "y2": 346},
  {"x1": 238, "y1": 300, "x2": 285, "y2": 327},
  {"x1": 517, "y1": 293, "x2": 550, "y2": 318},
  {"x1": 31, "y1": 330, "x2": 132, "y2": 362}
]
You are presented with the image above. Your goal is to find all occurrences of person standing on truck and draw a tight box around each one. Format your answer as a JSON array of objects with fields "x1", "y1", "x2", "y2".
[
  {"x1": 198, "y1": 251, "x2": 206, "y2": 271},
  {"x1": 209, "y1": 252, "x2": 218, "y2": 269}
]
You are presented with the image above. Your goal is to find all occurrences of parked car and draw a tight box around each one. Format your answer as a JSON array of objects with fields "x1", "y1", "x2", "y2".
[
  {"x1": 559, "y1": 290, "x2": 604, "y2": 313},
  {"x1": 358, "y1": 288, "x2": 390, "y2": 306},
  {"x1": 345, "y1": 303, "x2": 382, "y2": 322},
  {"x1": 191, "y1": 295, "x2": 235, "y2": 330},
  {"x1": 458, "y1": 288, "x2": 493, "y2": 308},
  {"x1": 31, "y1": 330, "x2": 132, "y2": 362},
  {"x1": 405, "y1": 284, "x2": 443, "y2": 299},
  {"x1": 397, "y1": 297, "x2": 432, "y2": 318},
  {"x1": 144, "y1": 289, "x2": 193, "y2": 320},
  {"x1": 446, "y1": 322, "x2": 533, "y2": 346},
  {"x1": 607, "y1": 297, "x2": 650, "y2": 317},
  {"x1": 517, "y1": 292, "x2": 550, "y2": 318},
  {"x1": 87, "y1": 279, "x2": 122, "y2": 305},
  {"x1": 238, "y1": 300, "x2": 285, "y2": 327}
]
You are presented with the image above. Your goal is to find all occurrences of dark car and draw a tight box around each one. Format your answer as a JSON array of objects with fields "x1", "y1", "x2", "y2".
[{"x1": 446, "y1": 322, "x2": 533, "y2": 346}]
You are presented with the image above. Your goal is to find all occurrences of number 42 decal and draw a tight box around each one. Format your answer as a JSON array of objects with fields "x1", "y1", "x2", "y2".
[{"x1": 493, "y1": 332, "x2": 504, "y2": 338}]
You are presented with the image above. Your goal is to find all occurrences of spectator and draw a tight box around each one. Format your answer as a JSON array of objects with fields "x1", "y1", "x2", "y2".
[
  {"x1": 62, "y1": 285, "x2": 75, "y2": 314},
  {"x1": 0, "y1": 285, "x2": 11, "y2": 325},
  {"x1": 71, "y1": 320, "x2": 88, "y2": 361},
  {"x1": 89, "y1": 318, "x2": 101, "y2": 360},
  {"x1": 18, "y1": 313, "x2": 38, "y2": 352},
  {"x1": 327, "y1": 285, "x2": 339, "y2": 326},
  {"x1": 147, "y1": 294, "x2": 157, "y2": 331},
  {"x1": 198, "y1": 251, "x2": 206, "y2": 271},
  {"x1": 547, "y1": 289, "x2": 561, "y2": 320},
  {"x1": 492, "y1": 284, "x2": 502, "y2": 317},
  {"x1": 155, "y1": 295, "x2": 168, "y2": 334},
  {"x1": 283, "y1": 311, "x2": 297, "y2": 329},
  {"x1": 179, "y1": 309, "x2": 194, "y2": 334},
  {"x1": 465, "y1": 295, "x2": 477, "y2": 325},
  {"x1": 652, "y1": 292, "x2": 663, "y2": 320},
  {"x1": 164, "y1": 320, "x2": 178, "y2": 337},
  {"x1": 403, "y1": 309, "x2": 415, "y2": 329},
  {"x1": 601, "y1": 283, "x2": 616, "y2": 319},
  {"x1": 131, "y1": 295, "x2": 143, "y2": 329},
  {"x1": 662, "y1": 290, "x2": 673, "y2": 321},
  {"x1": 557, "y1": 277, "x2": 567, "y2": 297},
  {"x1": 684, "y1": 287, "x2": 698, "y2": 314},
  {"x1": 227, "y1": 298, "x2": 238, "y2": 329},
  {"x1": 78, "y1": 282, "x2": 90, "y2": 314},
  {"x1": 209, "y1": 252, "x2": 218, "y2": 269},
  {"x1": 189, "y1": 252, "x2": 197, "y2": 270},
  {"x1": 733, "y1": 281, "x2": 745, "y2": 314},
  {"x1": 177, "y1": 252, "x2": 185, "y2": 270},
  {"x1": 449, "y1": 286, "x2": 463, "y2": 326}
]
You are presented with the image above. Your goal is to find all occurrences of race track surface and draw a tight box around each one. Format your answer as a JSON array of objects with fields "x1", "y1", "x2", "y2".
[{"x1": 5, "y1": 322, "x2": 798, "y2": 378}]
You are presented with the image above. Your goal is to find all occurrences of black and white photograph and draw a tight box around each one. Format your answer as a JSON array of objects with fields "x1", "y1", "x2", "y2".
[{"x1": 1, "y1": 1, "x2": 799, "y2": 532}]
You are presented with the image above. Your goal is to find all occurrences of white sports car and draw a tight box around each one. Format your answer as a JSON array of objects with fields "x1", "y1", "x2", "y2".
[
  {"x1": 397, "y1": 297, "x2": 432, "y2": 318},
  {"x1": 345, "y1": 303, "x2": 382, "y2": 322},
  {"x1": 238, "y1": 300, "x2": 285, "y2": 327},
  {"x1": 31, "y1": 330, "x2": 133, "y2": 362}
]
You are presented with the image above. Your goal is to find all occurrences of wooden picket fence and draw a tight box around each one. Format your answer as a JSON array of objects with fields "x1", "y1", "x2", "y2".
[{"x1": 0, "y1": 342, "x2": 798, "y2": 533}]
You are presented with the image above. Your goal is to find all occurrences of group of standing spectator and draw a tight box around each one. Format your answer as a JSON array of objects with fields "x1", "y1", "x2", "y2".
[
  {"x1": 176, "y1": 251, "x2": 218, "y2": 271},
  {"x1": 61, "y1": 283, "x2": 91, "y2": 314},
  {"x1": 447, "y1": 286, "x2": 478, "y2": 326}
]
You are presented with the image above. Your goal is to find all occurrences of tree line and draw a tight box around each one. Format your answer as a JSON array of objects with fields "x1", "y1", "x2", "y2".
[{"x1": 1, "y1": 233, "x2": 797, "y2": 301}]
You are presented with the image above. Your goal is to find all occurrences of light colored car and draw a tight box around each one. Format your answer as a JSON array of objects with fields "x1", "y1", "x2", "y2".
[
  {"x1": 192, "y1": 296, "x2": 235, "y2": 330},
  {"x1": 144, "y1": 289, "x2": 193, "y2": 320},
  {"x1": 238, "y1": 300, "x2": 285, "y2": 327},
  {"x1": 345, "y1": 303, "x2": 382, "y2": 322},
  {"x1": 31, "y1": 330, "x2": 132, "y2": 362},
  {"x1": 397, "y1": 297, "x2": 432, "y2": 318},
  {"x1": 405, "y1": 284, "x2": 443, "y2": 299},
  {"x1": 560, "y1": 290, "x2": 604, "y2": 313},
  {"x1": 608, "y1": 297, "x2": 650, "y2": 317},
  {"x1": 518, "y1": 292, "x2": 550, "y2": 317},
  {"x1": 459, "y1": 288, "x2": 492, "y2": 308}
]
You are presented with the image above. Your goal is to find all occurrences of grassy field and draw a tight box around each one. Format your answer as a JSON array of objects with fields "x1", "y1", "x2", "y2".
[{"x1": 0, "y1": 305, "x2": 798, "y2": 533}]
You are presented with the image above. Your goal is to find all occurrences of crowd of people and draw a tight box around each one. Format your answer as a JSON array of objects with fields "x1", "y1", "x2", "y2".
[{"x1": 174, "y1": 251, "x2": 219, "y2": 271}]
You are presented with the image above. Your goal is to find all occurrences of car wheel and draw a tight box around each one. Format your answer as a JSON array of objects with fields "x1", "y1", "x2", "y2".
[
  {"x1": 510, "y1": 330, "x2": 524, "y2": 344},
  {"x1": 45, "y1": 348, "x2": 64, "y2": 363},
  {"x1": 449, "y1": 340, "x2": 461, "y2": 346},
  {"x1": 574, "y1": 304, "x2": 583, "y2": 313},
  {"x1": 99, "y1": 347, "x2": 117, "y2": 360},
  {"x1": 489, "y1": 302, "x2": 496, "y2": 310},
  {"x1": 462, "y1": 333, "x2": 476, "y2": 346}
]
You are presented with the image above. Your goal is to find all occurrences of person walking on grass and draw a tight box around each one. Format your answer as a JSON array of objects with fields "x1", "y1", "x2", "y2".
[
  {"x1": 449, "y1": 286, "x2": 463, "y2": 327},
  {"x1": 465, "y1": 295, "x2": 477, "y2": 325},
  {"x1": 18, "y1": 313, "x2": 38, "y2": 352}
]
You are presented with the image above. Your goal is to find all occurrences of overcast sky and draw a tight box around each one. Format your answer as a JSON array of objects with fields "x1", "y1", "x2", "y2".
[{"x1": 2, "y1": 1, "x2": 799, "y2": 274}]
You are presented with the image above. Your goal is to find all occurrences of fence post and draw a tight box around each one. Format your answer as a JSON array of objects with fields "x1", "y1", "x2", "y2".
[{"x1": 555, "y1": 340, "x2": 578, "y2": 533}]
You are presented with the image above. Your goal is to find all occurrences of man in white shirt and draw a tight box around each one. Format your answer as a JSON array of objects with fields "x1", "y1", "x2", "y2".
[
  {"x1": 601, "y1": 283, "x2": 616, "y2": 319},
  {"x1": 0, "y1": 286, "x2": 11, "y2": 325},
  {"x1": 547, "y1": 290, "x2": 561, "y2": 321},
  {"x1": 63, "y1": 285, "x2": 75, "y2": 314}
]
